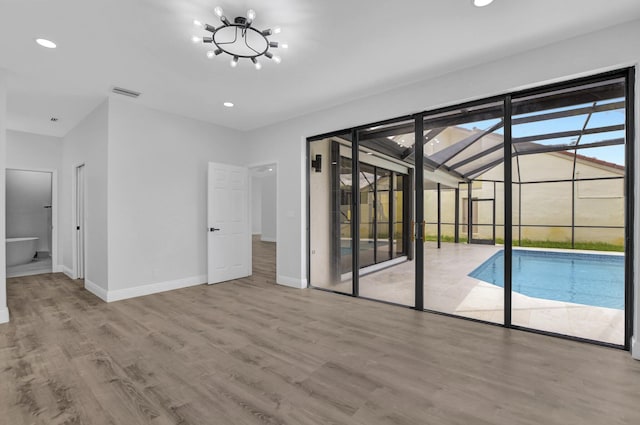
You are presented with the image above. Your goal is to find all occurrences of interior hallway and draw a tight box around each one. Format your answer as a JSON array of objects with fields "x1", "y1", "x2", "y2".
[{"x1": 1, "y1": 243, "x2": 639, "y2": 424}]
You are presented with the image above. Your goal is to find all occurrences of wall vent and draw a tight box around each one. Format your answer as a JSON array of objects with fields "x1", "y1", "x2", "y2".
[{"x1": 111, "y1": 86, "x2": 141, "y2": 98}]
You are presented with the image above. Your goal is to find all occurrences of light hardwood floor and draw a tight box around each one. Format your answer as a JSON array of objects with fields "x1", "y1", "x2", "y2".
[{"x1": 1, "y1": 239, "x2": 639, "y2": 424}]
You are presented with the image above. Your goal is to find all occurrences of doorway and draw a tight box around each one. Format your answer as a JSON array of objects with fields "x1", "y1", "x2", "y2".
[
  {"x1": 250, "y1": 163, "x2": 277, "y2": 283},
  {"x1": 470, "y1": 198, "x2": 495, "y2": 245},
  {"x1": 5, "y1": 169, "x2": 57, "y2": 278},
  {"x1": 74, "y1": 164, "x2": 85, "y2": 280}
]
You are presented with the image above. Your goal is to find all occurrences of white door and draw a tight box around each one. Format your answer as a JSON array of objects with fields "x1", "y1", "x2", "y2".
[
  {"x1": 207, "y1": 162, "x2": 251, "y2": 284},
  {"x1": 75, "y1": 164, "x2": 85, "y2": 279}
]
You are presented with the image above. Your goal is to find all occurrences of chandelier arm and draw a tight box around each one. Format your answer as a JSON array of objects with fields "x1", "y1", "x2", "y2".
[
  {"x1": 215, "y1": 27, "x2": 239, "y2": 46},
  {"x1": 244, "y1": 35, "x2": 262, "y2": 56}
]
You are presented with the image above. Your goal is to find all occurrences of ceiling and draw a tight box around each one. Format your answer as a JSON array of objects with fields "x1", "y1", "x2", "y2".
[{"x1": 1, "y1": 0, "x2": 639, "y2": 137}]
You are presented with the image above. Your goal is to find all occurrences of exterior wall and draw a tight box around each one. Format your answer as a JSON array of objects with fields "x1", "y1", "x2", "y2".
[
  {"x1": 309, "y1": 139, "x2": 333, "y2": 287},
  {"x1": 424, "y1": 152, "x2": 624, "y2": 246}
]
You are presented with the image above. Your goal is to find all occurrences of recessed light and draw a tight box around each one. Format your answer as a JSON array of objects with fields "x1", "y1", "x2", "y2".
[
  {"x1": 35, "y1": 38, "x2": 56, "y2": 49},
  {"x1": 223, "y1": 102, "x2": 234, "y2": 108},
  {"x1": 268, "y1": 168, "x2": 273, "y2": 172},
  {"x1": 473, "y1": 0, "x2": 494, "y2": 7}
]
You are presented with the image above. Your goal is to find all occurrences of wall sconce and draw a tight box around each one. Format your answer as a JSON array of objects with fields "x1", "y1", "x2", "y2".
[{"x1": 311, "y1": 154, "x2": 322, "y2": 172}]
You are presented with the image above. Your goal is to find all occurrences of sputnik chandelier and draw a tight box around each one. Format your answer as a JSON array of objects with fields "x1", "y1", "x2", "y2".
[{"x1": 192, "y1": 6, "x2": 287, "y2": 70}]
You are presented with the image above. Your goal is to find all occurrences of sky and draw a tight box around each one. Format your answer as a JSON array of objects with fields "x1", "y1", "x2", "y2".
[{"x1": 456, "y1": 97, "x2": 626, "y2": 166}]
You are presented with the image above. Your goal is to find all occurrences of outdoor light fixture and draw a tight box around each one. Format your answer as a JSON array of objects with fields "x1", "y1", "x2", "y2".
[{"x1": 193, "y1": 6, "x2": 286, "y2": 69}]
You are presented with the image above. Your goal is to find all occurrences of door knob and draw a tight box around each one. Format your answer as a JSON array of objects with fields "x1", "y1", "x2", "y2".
[{"x1": 209, "y1": 227, "x2": 220, "y2": 232}]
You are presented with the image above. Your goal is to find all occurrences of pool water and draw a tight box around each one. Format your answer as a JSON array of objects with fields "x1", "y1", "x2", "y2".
[{"x1": 468, "y1": 250, "x2": 624, "y2": 310}]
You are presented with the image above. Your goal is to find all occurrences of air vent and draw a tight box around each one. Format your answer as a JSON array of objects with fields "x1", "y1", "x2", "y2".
[{"x1": 111, "y1": 87, "x2": 141, "y2": 98}]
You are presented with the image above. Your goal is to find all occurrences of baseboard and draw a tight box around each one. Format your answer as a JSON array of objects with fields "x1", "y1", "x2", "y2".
[
  {"x1": 105, "y1": 275, "x2": 207, "y2": 302},
  {"x1": 277, "y1": 275, "x2": 307, "y2": 289},
  {"x1": 63, "y1": 266, "x2": 74, "y2": 279},
  {"x1": 632, "y1": 336, "x2": 639, "y2": 360},
  {"x1": 85, "y1": 279, "x2": 108, "y2": 302},
  {"x1": 260, "y1": 236, "x2": 276, "y2": 243},
  {"x1": 0, "y1": 307, "x2": 9, "y2": 324}
]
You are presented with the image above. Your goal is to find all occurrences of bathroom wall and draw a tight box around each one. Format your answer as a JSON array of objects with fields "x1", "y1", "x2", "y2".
[{"x1": 5, "y1": 170, "x2": 52, "y2": 253}]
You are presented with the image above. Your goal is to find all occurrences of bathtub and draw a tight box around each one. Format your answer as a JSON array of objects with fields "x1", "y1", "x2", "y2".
[{"x1": 6, "y1": 237, "x2": 39, "y2": 267}]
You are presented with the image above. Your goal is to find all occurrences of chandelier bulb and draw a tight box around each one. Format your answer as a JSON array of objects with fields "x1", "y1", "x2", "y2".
[
  {"x1": 230, "y1": 56, "x2": 239, "y2": 68},
  {"x1": 191, "y1": 35, "x2": 201, "y2": 44},
  {"x1": 272, "y1": 55, "x2": 282, "y2": 64},
  {"x1": 206, "y1": 50, "x2": 215, "y2": 59},
  {"x1": 214, "y1": 6, "x2": 224, "y2": 17},
  {"x1": 281, "y1": 43, "x2": 289, "y2": 49},
  {"x1": 193, "y1": 20, "x2": 203, "y2": 28},
  {"x1": 247, "y1": 9, "x2": 256, "y2": 21},
  {"x1": 273, "y1": 26, "x2": 282, "y2": 34}
]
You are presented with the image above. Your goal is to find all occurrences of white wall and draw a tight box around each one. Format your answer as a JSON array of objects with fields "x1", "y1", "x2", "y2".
[
  {"x1": 106, "y1": 98, "x2": 244, "y2": 295},
  {"x1": 251, "y1": 176, "x2": 262, "y2": 235},
  {"x1": 5, "y1": 170, "x2": 52, "y2": 252},
  {"x1": 61, "y1": 101, "x2": 109, "y2": 291},
  {"x1": 243, "y1": 20, "x2": 640, "y2": 356},
  {"x1": 261, "y1": 172, "x2": 277, "y2": 242},
  {"x1": 6, "y1": 130, "x2": 63, "y2": 171},
  {"x1": 0, "y1": 69, "x2": 8, "y2": 323}
]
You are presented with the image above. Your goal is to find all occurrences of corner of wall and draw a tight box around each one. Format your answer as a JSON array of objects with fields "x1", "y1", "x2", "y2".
[
  {"x1": 84, "y1": 279, "x2": 108, "y2": 302},
  {"x1": 277, "y1": 275, "x2": 307, "y2": 289},
  {"x1": 0, "y1": 307, "x2": 9, "y2": 324},
  {"x1": 632, "y1": 336, "x2": 639, "y2": 360}
]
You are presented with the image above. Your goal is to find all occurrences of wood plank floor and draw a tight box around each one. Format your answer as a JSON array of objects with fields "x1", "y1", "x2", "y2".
[{"x1": 1, "y1": 240, "x2": 640, "y2": 424}]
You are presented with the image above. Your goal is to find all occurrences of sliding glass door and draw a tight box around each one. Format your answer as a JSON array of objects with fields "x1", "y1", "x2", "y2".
[
  {"x1": 510, "y1": 76, "x2": 628, "y2": 345},
  {"x1": 308, "y1": 68, "x2": 633, "y2": 348},
  {"x1": 358, "y1": 119, "x2": 415, "y2": 307},
  {"x1": 420, "y1": 100, "x2": 505, "y2": 324}
]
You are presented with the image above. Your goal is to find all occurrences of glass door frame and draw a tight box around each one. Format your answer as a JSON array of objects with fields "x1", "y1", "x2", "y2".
[{"x1": 306, "y1": 67, "x2": 635, "y2": 350}]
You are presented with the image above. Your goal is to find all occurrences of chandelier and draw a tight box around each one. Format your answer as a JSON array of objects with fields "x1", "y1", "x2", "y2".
[{"x1": 192, "y1": 6, "x2": 287, "y2": 70}]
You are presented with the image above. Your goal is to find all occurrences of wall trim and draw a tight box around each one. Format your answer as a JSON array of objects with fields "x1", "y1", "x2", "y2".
[
  {"x1": 84, "y1": 279, "x2": 108, "y2": 302},
  {"x1": 260, "y1": 236, "x2": 277, "y2": 243},
  {"x1": 0, "y1": 307, "x2": 9, "y2": 324},
  {"x1": 277, "y1": 275, "x2": 306, "y2": 289},
  {"x1": 632, "y1": 336, "x2": 639, "y2": 360},
  {"x1": 63, "y1": 266, "x2": 74, "y2": 279},
  {"x1": 105, "y1": 275, "x2": 207, "y2": 303}
]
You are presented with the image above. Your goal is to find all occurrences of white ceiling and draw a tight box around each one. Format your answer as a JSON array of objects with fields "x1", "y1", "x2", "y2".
[{"x1": 1, "y1": 0, "x2": 640, "y2": 137}]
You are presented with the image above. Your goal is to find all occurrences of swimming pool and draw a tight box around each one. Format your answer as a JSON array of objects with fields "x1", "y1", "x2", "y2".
[{"x1": 468, "y1": 250, "x2": 624, "y2": 310}]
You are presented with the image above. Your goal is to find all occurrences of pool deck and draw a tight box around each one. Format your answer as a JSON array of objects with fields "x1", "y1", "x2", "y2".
[{"x1": 357, "y1": 242, "x2": 624, "y2": 346}]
